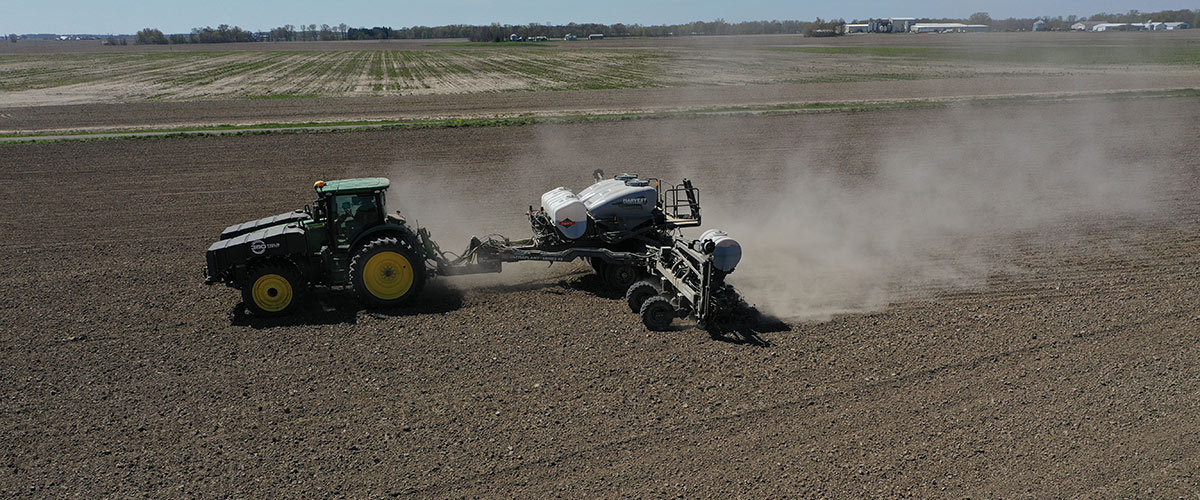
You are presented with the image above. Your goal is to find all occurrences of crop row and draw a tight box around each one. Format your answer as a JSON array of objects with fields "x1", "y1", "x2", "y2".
[{"x1": 0, "y1": 49, "x2": 672, "y2": 99}]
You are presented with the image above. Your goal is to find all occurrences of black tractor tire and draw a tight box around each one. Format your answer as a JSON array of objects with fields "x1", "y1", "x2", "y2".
[
  {"x1": 625, "y1": 280, "x2": 659, "y2": 313},
  {"x1": 603, "y1": 262, "x2": 639, "y2": 291},
  {"x1": 241, "y1": 262, "x2": 306, "y2": 316},
  {"x1": 639, "y1": 295, "x2": 676, "y2": 331},
  {"x1": 589, "y1": 257, "x2": 607, "y2": 275},
  {"x1": 350, "y1": 236, "x2": 426, "y2": 308}
]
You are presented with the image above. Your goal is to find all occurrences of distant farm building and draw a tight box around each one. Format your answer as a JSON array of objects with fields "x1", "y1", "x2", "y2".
[
  {"x1": 886, "y1": 18, "x2": 917, "y2": 32},
  {"x1": 842, "y1": 17, "x2": 917, "y2": 34},
  {"x1": 844, "y1": 18, "x2": 990, "y2": 34},
  {"x1": 589, "y1": 34, "x2": 604, "y2": 40},
  {"x1": 1071, "y1": 21, "x2": 1103, "y2": 31},
  {"x1": 1147, "y1": 21, "x2": 1190, "y2": 30},
  {"x1": 1089, "y1": 21, "x2": 1189, "y2": 31},
  {"x1": 564, "y1": 33, "x2": 578, "y2": 41},
  {"x1": 1032, "y1": 20, "x2": 1048, "y2": 31},
  {"x1": 911, "y1": 23, "x2": 990, "y2": 33}
]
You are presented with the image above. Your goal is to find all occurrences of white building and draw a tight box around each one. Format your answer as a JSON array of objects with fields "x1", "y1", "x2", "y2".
[
  {"x1": 1164, "y1": 22, "x2": 1190, "y2": 30},
  {"x1": 911, "y1": 23, "x2": 990, "y2": 33},
  {"x1": 1092, "y1": 23, "x2": 1132, "y2": 31},
  {"x1": 1032, "y1": 20, "x2": 1048, "y2": 31},
  {"x1": 843, "y1": 23, "x2": 869, "y2": 34}
]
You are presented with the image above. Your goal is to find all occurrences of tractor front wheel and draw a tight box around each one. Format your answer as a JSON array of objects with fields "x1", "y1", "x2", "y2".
[
  {"x1": 351, "y1": 237, "x2": 426, "y2": 307},
  {"x1": 241, "y1": 262, "x2": 305, "y2": 316}
]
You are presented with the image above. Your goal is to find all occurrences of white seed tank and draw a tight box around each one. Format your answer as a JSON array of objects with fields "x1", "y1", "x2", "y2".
[
  {"x1": 541, "y1": 187, "x2": 588, "y2": 239},
  {"x1": 577, "y1": 175, "x2": 657, "y2": 230},
  {"x1": 700, "y1": 229, "x2": 742, "y2": 272}
]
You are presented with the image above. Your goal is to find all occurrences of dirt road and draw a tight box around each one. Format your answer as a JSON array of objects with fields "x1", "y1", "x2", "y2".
[{"x1": 1, "y1": 98, "x2": 1197, "y2": 497}]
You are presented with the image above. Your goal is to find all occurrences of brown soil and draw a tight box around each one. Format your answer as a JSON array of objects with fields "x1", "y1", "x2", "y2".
[{"x1": 1, "y1": 98, "x2": 1197, "y2": 497}]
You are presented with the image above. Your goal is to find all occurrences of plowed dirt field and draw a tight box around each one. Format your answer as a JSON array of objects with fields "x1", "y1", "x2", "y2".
[{"x1": 1, "y1": 97, "x2": 1198, "y2": 497}]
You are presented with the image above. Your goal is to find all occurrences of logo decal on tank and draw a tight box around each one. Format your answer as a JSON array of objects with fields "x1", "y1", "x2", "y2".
[
  {"x1": 249, "y1": 240, "x2": 280, "y2": 255},
  {"x1": 559, "y1": 218, "x2": 577, "y2": 227}
]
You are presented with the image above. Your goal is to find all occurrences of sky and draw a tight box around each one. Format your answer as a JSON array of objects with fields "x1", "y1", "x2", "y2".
[{"x1": 2, "y1": 0, "x2": 1195, "y2": 34}]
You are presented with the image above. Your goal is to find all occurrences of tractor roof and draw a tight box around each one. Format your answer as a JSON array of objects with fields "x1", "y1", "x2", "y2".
[{"x1": 314, "y1": 177, "x2": 390, "y2": 195}]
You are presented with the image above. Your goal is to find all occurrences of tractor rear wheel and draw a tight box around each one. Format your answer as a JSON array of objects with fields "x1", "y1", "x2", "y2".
[
  {"x1": 241, "y1": 262, "x2": 305, "y2": 316},
  {"x1": 625, "y1": 280, "x2": 659, "y2": 313},
  {"x1": 639, "y1": 296, "x2": 676, "y2": 331},
  {"x1": 351, "y1": 237, "x2": 426, "y2": 307}
]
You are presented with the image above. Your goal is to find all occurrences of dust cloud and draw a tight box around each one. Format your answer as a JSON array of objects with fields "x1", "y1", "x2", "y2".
[
  {"x1": 385, "y1": 161, "x2": 591, "y2": 289},
  {"x1": 704, "y1": 100, "x2": 1167, "y2": 320},
  {"x1": 386, "y1": 95, "x2": 1178, "y2": 319}
]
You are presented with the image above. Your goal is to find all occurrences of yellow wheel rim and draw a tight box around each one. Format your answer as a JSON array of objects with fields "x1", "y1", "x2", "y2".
[
  {"x1": 364, "y1": 251, "x2": 414, "y2": 300},
  {"x1": 251, "y1": 274, "x2": 293, "y2": 312}
]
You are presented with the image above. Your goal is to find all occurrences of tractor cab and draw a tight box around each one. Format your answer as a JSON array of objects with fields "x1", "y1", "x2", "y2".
[{"x1": 308, "y1": 178, "x2": 390, "y2": 250}]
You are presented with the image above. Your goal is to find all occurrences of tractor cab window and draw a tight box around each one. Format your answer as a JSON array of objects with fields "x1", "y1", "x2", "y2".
[
  {"x1": 332, "y1": 194, "x2": 381, "y2": 244},
  {"x1": 310, "y1": 199, "x2": 328, "y2": 221}
]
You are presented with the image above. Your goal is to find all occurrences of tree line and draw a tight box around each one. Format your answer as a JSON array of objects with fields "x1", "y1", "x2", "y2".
[
  {"x1": 463, "y1": 19, "x2": 827, "y2": 42},
  {"x1": 136, "y1": 20, "x2": 824, "y2": 44},
  {"x1": 133, "y1": 8, "x2": 1198, "y2": 45},
  {"x1": 136, "y1": 24, "x2": 351, "y2": 44}
]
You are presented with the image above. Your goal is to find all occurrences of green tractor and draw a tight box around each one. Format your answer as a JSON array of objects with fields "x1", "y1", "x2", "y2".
[
  {"x1": 204, "y1": 176, "x2": 756, "y2": 333},
  {"x1": 204, "y1": 178, "x2": 434, "y2": 315}
]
